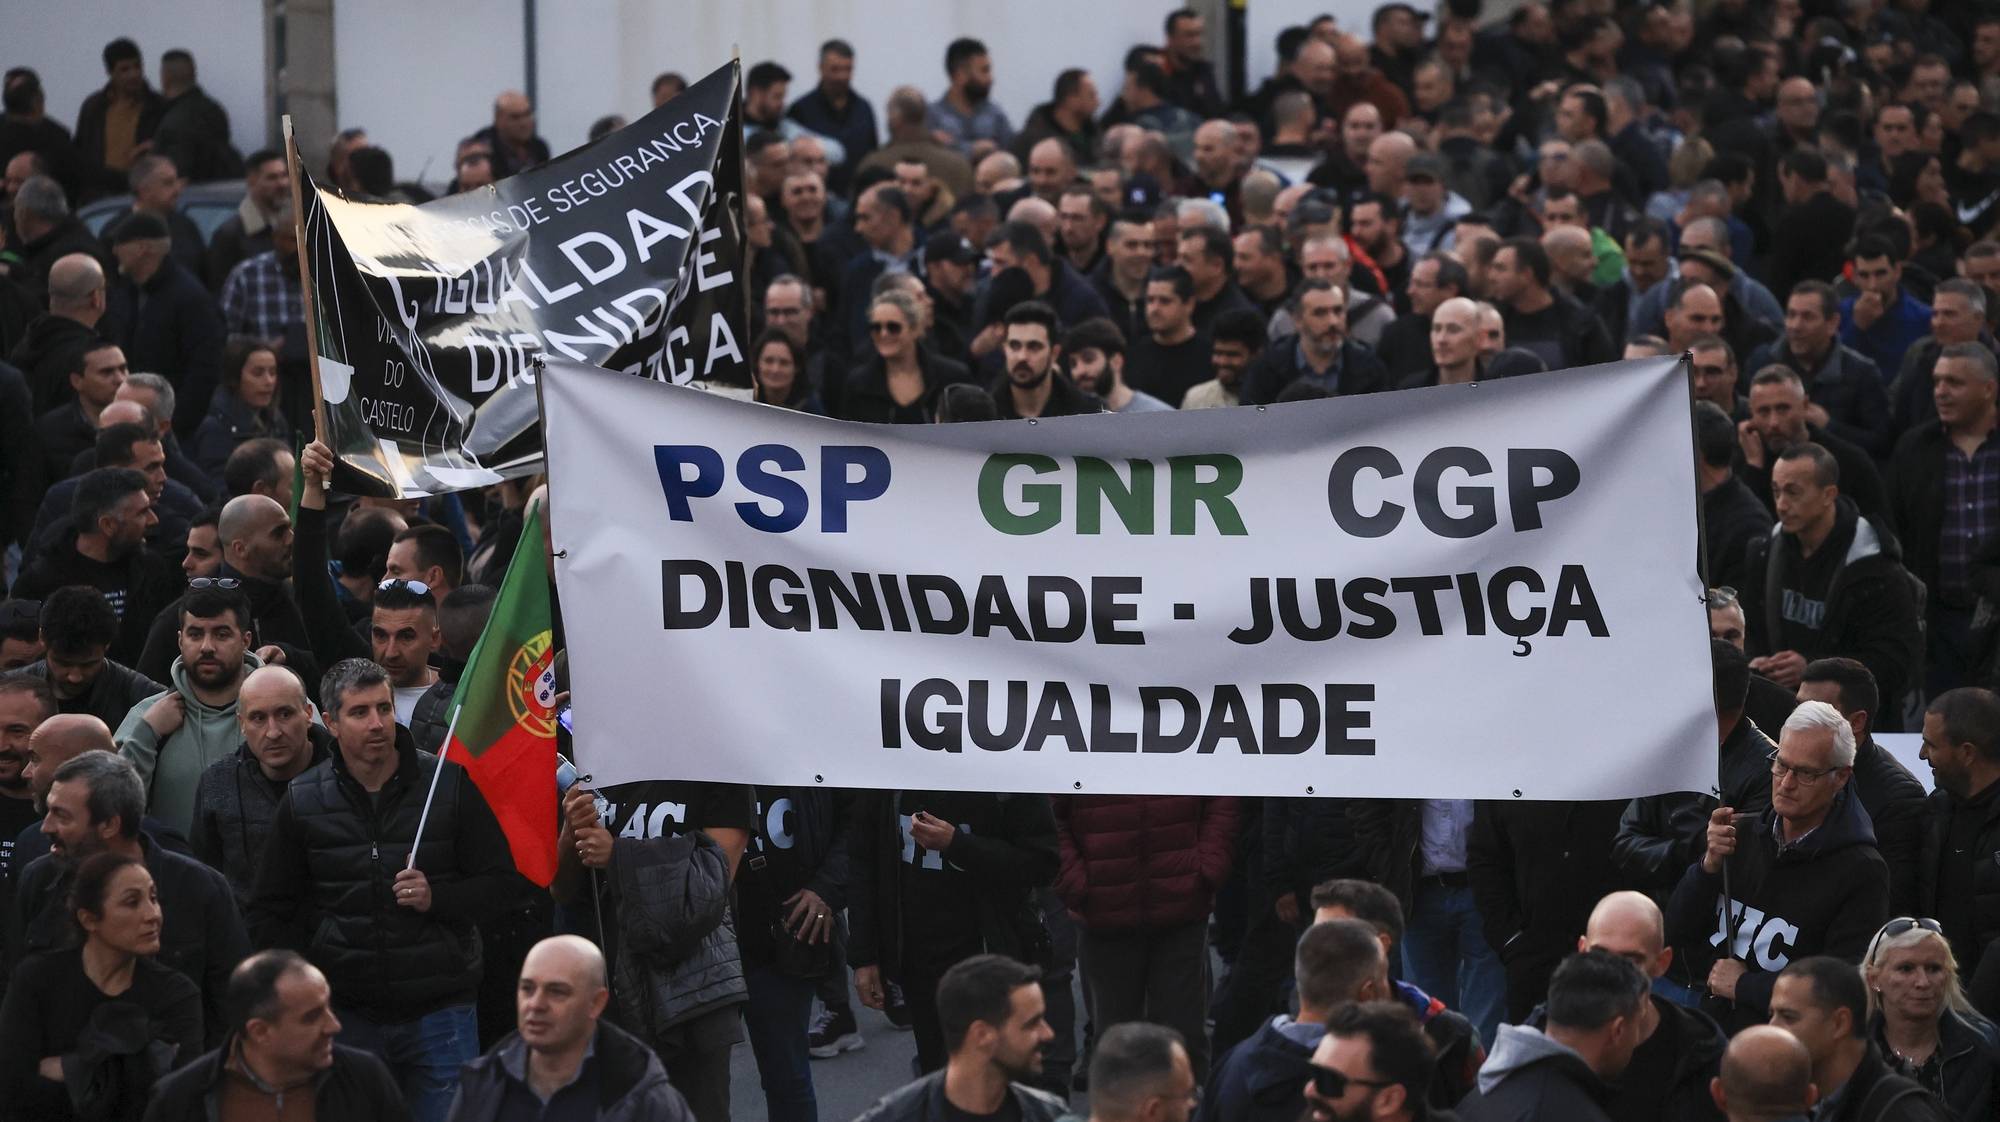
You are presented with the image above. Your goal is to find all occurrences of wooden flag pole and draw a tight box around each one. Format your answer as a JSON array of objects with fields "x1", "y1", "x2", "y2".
[{"x1": 281, "y1": 115, "x2": 331, "y2": 446}]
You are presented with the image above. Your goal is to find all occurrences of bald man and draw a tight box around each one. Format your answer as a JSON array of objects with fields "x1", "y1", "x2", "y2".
[
  {"x1": 1365, "y1": 132, "x2": 1417, "y2": 197},
  {"x1": 11, "y1": 710, "x2": 192, "y2": 873},
  {"x1": 15, "y1": 253, "x2": 107, "y2": 414},
  {"x1": 1576, "y1": 891, "x2": 1729, "y2": 1121},
  {"x1": 448, "y1": 935, "x2": 694, "y2": 1121},
  {"x1": 1542, "y1": 225, "x2": 1597, "y2": 299},
  {"x1": 191, "y1": 664, "x2": 328, "y2": 902},
  {"x1": 134, "y1": 491, "x2": 311, "y2": 685},
  {"x1": 478, "y1": 90, "x2": 550, "y2": 179},
  {"x1": 1711, "y1": 1025, "x2": 1816, "y2": 1122}
]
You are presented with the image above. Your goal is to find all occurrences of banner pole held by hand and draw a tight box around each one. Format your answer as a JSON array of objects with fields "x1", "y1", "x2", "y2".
[
  {"x1": 407, "y1": 703, "x2": 462, "y2": 871},
  {"x1": 281, "y1": 115, "x2": 331, "y2": 446}
]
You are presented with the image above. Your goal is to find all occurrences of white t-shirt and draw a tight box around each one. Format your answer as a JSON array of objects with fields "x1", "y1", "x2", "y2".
[{"x1": 394, "y1": 684, "x2": 431, "y2": 728}]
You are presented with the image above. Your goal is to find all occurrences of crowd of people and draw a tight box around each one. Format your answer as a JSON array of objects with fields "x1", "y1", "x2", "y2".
[{"x1": 5, "y1": 1, "x2": 2000, "y2": 1121}]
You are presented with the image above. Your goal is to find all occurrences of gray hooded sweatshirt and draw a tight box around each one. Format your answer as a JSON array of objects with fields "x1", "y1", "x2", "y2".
[{"x1": 116, "y1": 652, "x2": 262, "y2": 838}]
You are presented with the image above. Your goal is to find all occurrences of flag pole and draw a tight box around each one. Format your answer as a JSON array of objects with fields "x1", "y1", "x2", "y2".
[
  {"x1": 407, "y1": 702, "x2": 463, "y2": 870},
  {"x1": 281, "y1": 115, "x2": 331, "y2": 445}
]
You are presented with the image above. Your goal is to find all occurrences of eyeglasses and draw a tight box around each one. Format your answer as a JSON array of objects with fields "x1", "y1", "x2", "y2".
[
  {"x1": 1766, "y1": 748, "x2": 1845, "y2": 786},
  {"x1": 1876, "y1": 917, "x2": 1944, "y2": 939},
  {"x1": 188, "y1": 578, "x2": 241, "y2": 591},
  {"x1": 378, "y1": 578, "x2": 431, "y2": 596},
  {"x1": 868, "y1": 320, "x2": 906, "y2": 336},
  {"x1": 1310, "y1": 1064, "x2": 1394, "y2": 1099},
  {"x1": 1866, "y1": 916, "x2": 1946, "y2": 964}
]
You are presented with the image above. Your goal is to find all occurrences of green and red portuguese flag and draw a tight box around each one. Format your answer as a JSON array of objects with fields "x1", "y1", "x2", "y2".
[{"x1": 444, "y1": 501, "x2": 559, "y2": 885}]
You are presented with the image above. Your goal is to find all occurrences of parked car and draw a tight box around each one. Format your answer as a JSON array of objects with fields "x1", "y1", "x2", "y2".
[{"x1": 78, "y1": 181, "x2": 248, "y2": 243}]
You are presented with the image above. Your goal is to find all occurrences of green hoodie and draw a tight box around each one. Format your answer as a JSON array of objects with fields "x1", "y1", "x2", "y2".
[{"x1": 115, "y1": 652, "x2": 263, "y2": 838}]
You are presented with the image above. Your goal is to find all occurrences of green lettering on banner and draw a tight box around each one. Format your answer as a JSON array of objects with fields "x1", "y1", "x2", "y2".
[
  {"x1": 1168, "y1": 454, "x2": 1248, "y2": 536},
  {"x1": 980, "y1": 453, "x2": 1063, "y2": 535}
]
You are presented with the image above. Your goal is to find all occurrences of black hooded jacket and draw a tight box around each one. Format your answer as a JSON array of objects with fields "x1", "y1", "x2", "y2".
[
  {"x1": 1665, "y1": 785, "x2": 1890, "y2": 1031},
  {"x1": 1739, "y1": 499, "x2": 1923, "y2": 724}
]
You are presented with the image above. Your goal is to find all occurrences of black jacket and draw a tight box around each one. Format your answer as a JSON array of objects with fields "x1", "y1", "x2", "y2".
[
  {"x1": 3, "y1": 657, "x2": 163, "y2": 733},
  {"x1": 136, "y1": 563, "x2": 315, "y2": 687},
  {"x1": 1768, "y1": 191, "x2": 1859, "y2": 306},
  {"x1": 1703, "y1": 475, "x2": 1773, "y2": 589},
  {"x1": 837, "y1": 346, "x2": 978, "y2": 424},
  {"x1": 1467, "y1": 799, "x2": 1627, "y2": 1009},
  {"x1": 1197, "y1": 1015, "x2": 1318, "y2": 1122},
  {"x1": 8, "y1": 539, "x2": 181, "y2": 667},
  {"x1": 1744, "y1": 340, "x2": 1893, "y2": 459},
  {"x1": 444, "y1": 1021, "x2": 690, "y2": 1122},
  {"x1": 1735, "y1": 425, "x2": 1890, "y2": 524},
  {"x1": 188, "y1": 385, "x2": 291, "y2": 482},
  {"x1": 1738, "y1": 501, "x2": 1923, "y2": 721},
  {"x1": 6, "y1": 312, "x2": 94, "y2": 416},
  {"x1": 9, "y1": 834, "x2": 246, "y2": 1048},
  {"x1": 1525, "y1": 995, "x2": 1727, "y2": 1122},
  {"x1": 1665, "y1": 786, "x2": 1890, "y2": 1031},
  {"x1": 101, "y1": 257, "x2": 225, "y2": 436},
  {"x1": 1241, "y1": 337, "x2": 1394, "y2": 404},
  {"x1": 246, "y1": 738, "x2": 527, "y2": 1022},
  {"x1": 1456, "y1": 1024, "x2": 1615, "y2": 1122},
  {"x1": 852, "y1": 1071, "x2": 1068, "y2": 1122},
  {"x1": 1870, "y1": 1009, "x2": 2000, "y2": 1122},
  {"x1": 1916, "y1": 781, "x2": 2000, "y2": 993},
  {"x1": 1844, "y1": 738, "x2": 1931, "y2": 919},
  {"x1": 846, "y1": 791, "x2": 1059, "y2": 981},
  {"x1": 141, "y1": 1040, "x2": 408, "y2": 1122},
  {"x1": 0, "y1": 360, "x2": 38, "y2": 551},
  {"x1": 144, "y1": 85, "x2": 241, "y2": 184},
  {"x1": 1614, "y1": 716, "x2": 1776, "y2": 897},
  {"x1": 1261, "y1": 796, "x2": 1369, "y2": 902},
  {"x1": 1889, "y1": 420, "x2": 1979, "y2": 610},
  {"x1": 989, "y1": 371, "x2": 1104, "y2": 419},
  {"x1": 189, "y1": 727, "x2": 333, "y2": 904},
  {"x1": 1499, "y1": 290, "x2": 1617, "y2": 371},
  {"x1": 1822, "y1": 1042, "x2": 1952, "y2": 1122}
]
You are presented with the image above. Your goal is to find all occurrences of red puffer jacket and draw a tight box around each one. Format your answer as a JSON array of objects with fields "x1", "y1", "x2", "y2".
[{"x1": 1055, "y1": 795, "x2": 1240, "y2": 932}]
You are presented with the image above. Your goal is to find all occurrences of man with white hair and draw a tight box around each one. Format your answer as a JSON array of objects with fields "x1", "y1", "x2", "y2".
[{"x1": 1665, "y1": 700, "x2": 1891, "y2": 1031}]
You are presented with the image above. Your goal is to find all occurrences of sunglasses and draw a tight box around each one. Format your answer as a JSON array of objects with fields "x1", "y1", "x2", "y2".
[
  {"x1": 1310, "y1": 1064, "x2": 1394, "y2": 1099},
  {"x1": 188, "y1": 578, "x2": 241, "y2": 591},
  {"x1": 379, "y1": 578, "x2": 431, "y2": 596},
  {"x1": 1877, "y1": 917, "x2": 1944, "y2": 940},
  {"x1": 868, "y1": 320, "x2": 907, "y2": 336}
]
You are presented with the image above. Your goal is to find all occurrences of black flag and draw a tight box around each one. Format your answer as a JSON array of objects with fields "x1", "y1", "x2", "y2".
[{"x1": 301, "y1": 60, "x2": 747, "y2": 496}]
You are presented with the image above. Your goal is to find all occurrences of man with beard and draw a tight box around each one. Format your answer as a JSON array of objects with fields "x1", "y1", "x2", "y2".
[
  {"x1": 250, "y1": 658, "x2": 523, "y2": 1122},
  {"x1": 1181, "y1": 307, "x2": 1264, "y2": 410},
  {"x1": 0, "y1": 678, "x2": 49, "y2": 899},
  {"x1": 1242, "y1": 280, "x2": 1392, "y2": 404},
  {"x1": 1916, "y1": 688, "x2": 2000, "y2": 1019},
  {"x1": 1735, "y1": 368, "x2": 1887, "y2": 524},
  {"x1": 1736, "y1": 442, "x2": 1920, "y2": 715},
  {"x1": 8, "y1": 749, "x2": 243, "y2": 1038},
  {"x1": 189, "y1": 664, "x2": 329, "y2": 904},
  {"x1": 990, "y1": 302, "x2": 1099, "y2": 420},
  {"x1": 1346, "y1": 193, "x2": 1411, "y2": 313},
  {"x1": 114, "y1": 583, "x2": 261, "y2": 838},
  {"x1": 9, "y1": 467, "x2": 179, "y2": 667},
  {"x1": 9, "y1": 586, "x2": 162, "y2": 732},
  {"x1": 853, "y1": 955, "x2": 1065, "y2": 1122},
  {"x1": 1062, "y1": 318, "x2": 1170, "y2": 413},
  {"x1": 218, "y1": 197, "x2": 304, "y2": 344},
  {"x1": 1298, "y1": 1002, "x2": 1437, "y2": 1122},
  {"x1": 930, "y1": 39, "x2": 1014, "y2": 161}
]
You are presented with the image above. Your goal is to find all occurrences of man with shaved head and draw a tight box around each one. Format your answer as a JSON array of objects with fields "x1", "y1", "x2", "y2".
[
  {"x1": 1542, "y1": 224, "x2": 1597, "y2": 302},
  {"x1": 9, "y1": 707, "x2": 193, "y2": 889},
  {"x1": 10, "y1": 251, "x2": 105, "y2": 414},
  {"x1": 191, "y1": 664, "x2": 328, "y2": 903},
  {"x1": 448, "y1": 935, "x2": 693, "y2": 1120},
  {"x1": 1576, "y1": 891, "x2": 1729, "y2": 1120},
  {"x1": 1711, "y1": 1025, "x2": 1816, "y2": 1122},
  {"x1": 134, "y1": 491, "x2": 310, "y2": 684}
]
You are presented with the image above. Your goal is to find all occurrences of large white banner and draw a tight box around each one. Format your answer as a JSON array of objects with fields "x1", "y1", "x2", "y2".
[{"x1": 543, "y1": 356, "x2": 1715, "y2": 799}]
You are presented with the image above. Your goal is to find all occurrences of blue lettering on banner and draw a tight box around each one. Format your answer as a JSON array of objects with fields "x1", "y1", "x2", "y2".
[{"x1": 652, "y1": 444, "x2": 892, "y2": 532}]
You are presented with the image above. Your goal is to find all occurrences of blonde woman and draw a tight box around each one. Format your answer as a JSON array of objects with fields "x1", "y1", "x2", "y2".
[{"x1": 1864, "y1": 916, "x2": 2000, "y2": 1120}]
